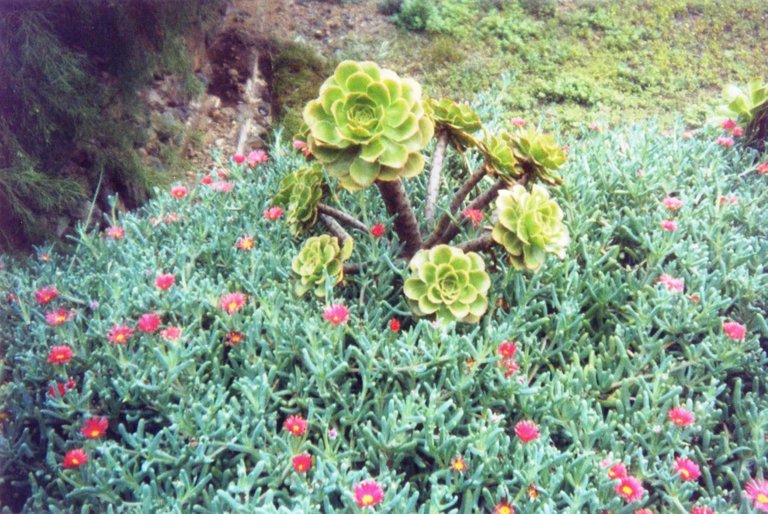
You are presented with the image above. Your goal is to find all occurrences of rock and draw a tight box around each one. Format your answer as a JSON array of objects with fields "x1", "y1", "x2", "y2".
[{"x1": 147, "y1": 89, "x2": 164, "y2": 107}]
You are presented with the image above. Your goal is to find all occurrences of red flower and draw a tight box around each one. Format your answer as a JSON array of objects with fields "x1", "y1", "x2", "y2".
[
  {"x1": 105, "y1": 226, "x2": 125, "y2": 239},
  {"x1": 662, "y1": 196, "x2": 684, "y2": 211},
  {"x1": 48, "y1": 379, "x2": 76, "y2": 398},
  {"x1": 674, "y1": 457, "x2": 701, "y2": 481},
  {"x1": 62, "y1": 448, "x2": 88, "y2": 469},
  {"x1": 716, "y1": 136, "x2": 734, "y2": 148},
  {"x1": 722, "y1": 321, "x2": 746, "y2": 341},
  {"x1": 284, "y1": 415, "x2": 308, "y2": 436},
  {"x1": 615, "y1": 475, "x2": 645, "y2": 503},
  {"x1": 225, "y1": 330, "x2": 245, "y2": 346},
  {"x1": 497, "y1": 340, "x2": 517, "y2": 358},
  {"x1": 323, "y1": 303, "x2": 350, "y2": 325},
  {"x1": 608, "y1": 463, "x2": 628, "y2": 480},
  {"x1": 691, "y1": 506, "x2": 714, "y2": 514},
  {"x1": 389, "y1": 318, "x2": 401, "y2": 332},
  {"x1": 155, "y1": 273, "x2": 175, "y2": 290},
  {"x1": 233, "y1": 153, "x2": 245, "y2": 164},
  {"x1": 354, "y1": 480, "x2": 384, "y2": 508},
  {"x1": 160, "y1": 326, "x2": 182, "y2": 342},
  {"x1": 744, "y1": 478, "x2": 768, "y2": 512},
  {"x1": 757, "y1": 162, "x2": 768, "y2": 175},
  {"x1": 450, "y1": 456, "x2": 468, "y2": 473},
  {"x1": 201, "y1": 175, "x2": 213, "y2": 185},
  {"x1": 492, "y1": 500, "x2": 515, "y2": 514},
  {"x1": 211, "y1": 181, "x2": 232, "y2": 193},
  {"x1": 688, "y1": 294, "x2": 700, "y2": 303},
  {"x1": 514, "y1": 420, "x2": 540, "y2": 443},
  {"x1": 721, "y1": 119, "x2": 737, "y2": 130},
  {"x1": 81, "y1": 417, "x2": 108, "y2": 439},
  {"x1": 502, "y1": 357, "x2": 519, "y2": 378},
  {"x1": 718, "y1": 195, "x2": 738, "y2": 206},
  {"x1": 47, "y1": 345, "x2": 73, "y2": 365},
  {"x1": 137, "y1": 312, "x2": 161, "y2": 333},
  {"x1": 247, "y1": 150, "x2": 268, "y2": 166},
  {"x1": 170, "y1": 185, "x2": 188, "y2": 199},
  {"x1": 732, "y1": 126, "x2": 744, "y2": 137},
  {"x1": 35, "y1": 285, "x2": 60, "y2": 305},
  {"x1": 292, "y1": 453, "x2": 312, "y2": 473},
  {"x1": 635, "y1": 510, "x2": 653, "y2": 514},
  {"x1": 510, "y1": 117, "x2": 526, "y2": 127},
  {"x1": 668, "y1": 406, "x2": 695, "y2": 427},
  {"x1": 219, "y1": 292, "x2": 247, "y2": 314},
  {"x1": 263, "y1": 207, "x2": 283, "y2": 221},
  {"x1": 236, "y1": 236, "x2": 255, "y2": 251},
  {"x1": 107, "y1": 323, "x2": 135, "y2": 345},
  {"x1": 462, "y1": 208, "x2": 484, "y2": 228},
  {"x1": 370, "y1": 223, "x2": 385, "y2": 238},
  {"x1": 45, "y1": 308, "x2": 72, "y2": 326},
  {"x1": 660, "y1": 219, "x2": 678, "y2": 231}
]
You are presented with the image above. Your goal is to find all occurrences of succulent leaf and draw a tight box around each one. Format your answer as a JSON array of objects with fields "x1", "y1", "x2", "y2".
[
  {"x1": 291, "y1": 235, "x2": 353, "y2": 297},
  {"x1": 479, "y1": 134, "x2": 523, "y2": 182},
  {"x1": 273, "y1": 164, "x2": 326, "y2": 236},
  {"x1": 403, "y1": 245, "x2": 490, "y2": 324},
  {"x1": 303, "y1": 60, "x2": 434, "y2": 191},
  {"x1": 504, "y1": 127, "x2": 567, "y2": 186},
  {"x1": 427, "y1": 97, "x2": 483, "y2": 150},
  {"x1": 492, "y1": 184, "x2": 569, "y2": 272}
]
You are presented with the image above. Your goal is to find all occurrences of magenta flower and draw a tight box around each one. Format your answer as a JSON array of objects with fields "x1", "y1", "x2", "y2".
[
  {"x1": 247, "y1": 150, "x2": 268, "y2": 166},
  {"x1": 716, "y1": 136, "x2": 735, "y2": 148},
  {"x1": 323, "y1": 304, "x2": 350, "y2": 325},
  {"x1": 514, "y1": 421, "x2": 539, "y2": 443},
  {"x1": 660, "y1": 219, "x2": 678, "y2": 231},
  {"x1": 745, "y1": 478, "x2": 768, "y2": 512},
  {"x1": 668, "y1": 406, "x2": 695, "y2": 427},
  {"x1": 673, "y1": 457, "x2": 701, "y2": 481},
  {"x1": 662, "y1": 196, "x2": 684, "y2": 211},
  {"x1": 722, "y1": 321, "x2": 746, "y2": 341},
  {"x1": 657, "y1": 274, "x2": 684, "y2": 293}
]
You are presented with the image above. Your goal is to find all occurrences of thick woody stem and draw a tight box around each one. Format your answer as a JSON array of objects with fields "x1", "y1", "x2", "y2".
[
  {"x1": 319, "y1": 213, "x2": 351, "y2": 242},
  {"x1": 433, "y1": 178, "x2": 507, "y2": 247},
  {"x1": 424, "y1": 130, "x2": 449, "y2": 222},
  {"x1": 457, "y1": 235, "x2": 496, "y2": 254},
  {"x1": 423, "y1": 164, "x2": 488, "y2": 248},
  {"x1": 376, "y1": 179, "x2": 422, "y2": 259},
  {"x1": 317, "y1": 203, "x2": 367, "y2": 232},
  {"x1": 343, "y1": 263, "x2": 361, "y2": 275}
]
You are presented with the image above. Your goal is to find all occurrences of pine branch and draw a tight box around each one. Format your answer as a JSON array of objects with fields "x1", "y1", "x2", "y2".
[
  {"x1": 376, "y1": 179, "x2": 422, "y2": 259},
  {"x1": 423, "y1": 164, "x2": 487, "y2": 248},
  {"x1": 423, "y1": 130, "x2": 449, "y2": 222},
  {"x1": 317, "y1": 203, "x2": 367, "y2": 232},
  {"x1": 319, "y1": 213, "x2": 351, "y2": 242}
]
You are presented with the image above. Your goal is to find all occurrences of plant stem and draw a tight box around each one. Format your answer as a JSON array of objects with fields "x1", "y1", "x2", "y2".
[
  {"x1": 432, "y1": 178, "x2": 506, "y2": 247},
  {"x1": 457, "y1": 235, "x2": 495, "y2": 254},
  {"x1": 423, "y1": 164, "x2": 487, "y2": 248},
  {"x1": 317, "y1": 203, "x2": 367, "y2": 232},
  {"x1": 343, "y1": 263, "x2": 361, "y2": 275},
  {"x1": 376, "y1": 179, "x2": 422, "y2": 260},
  {"x1": 319, "y1": 213, "x2": 351, "y2": 242},
  {"x1": 424, "y1": 130, "x2": 449, "y2": 222}
]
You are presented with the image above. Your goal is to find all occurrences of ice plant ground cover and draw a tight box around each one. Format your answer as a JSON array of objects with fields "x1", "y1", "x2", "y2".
[{"x1": 0, "y1": 123, "x2": 767, "y2": 512}]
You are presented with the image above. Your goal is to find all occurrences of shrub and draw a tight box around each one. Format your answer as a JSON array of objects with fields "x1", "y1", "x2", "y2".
[{"x1": 396, "y1": 0, "x2": 436, "y2": 31}]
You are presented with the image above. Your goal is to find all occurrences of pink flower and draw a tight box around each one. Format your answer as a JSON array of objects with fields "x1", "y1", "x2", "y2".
[
  {"x1": 510, "y1": 117, "x2": 526, "y2": 127},
  {"x1": 218, "y1": 168, "x2": 229, "y2": 179},
  {"x1": 247, "y1": 150, "x2": 268, "y2": 166},
  {"x1": 284, "y1": 415, "x2": 307, "y2": 436},
  {"x1": 370, "y1": 223, "x2": 385, "y2": 237},
  {"x1": 732, "y1": 126, "x2": 744, "y2": 137},
  {"x1": 62, "y1": 448, "x2": 88, "y2": 469},
  {"x1": 292, "y1": 453, "x2": 312, "y2": 473},
  {"x1": 722, "y1": 321, "x2": 746, "y2": 341},
  {"x1": 354, "y1": 480, "x2": 384, "y2": 508},
  {"x1": 323, "y1": 303, "x2": 350, "y2": 325},
  {"x1": 35, "y1": 285, "x2": 60, "y2": 305},
  {"x1": 635, "y1": 510, "x2": 653, "y2": 514},
  {"x1": 48, "y1": 379, "x2": 76, "y2": 398},
  {"x1": 674, "y1": 457, "x2": 701, "y2": 481},
  {"x1": 721, "y1": 119, "x2": 737, "y2": 130},
  {"x1": 211, "y1": 181, "x2": 232, "y2": 193},
  {"x1": 658, "y1": 274, "x2": 684, "y2": 293},
  {"x1": 757, "y1": 162, "x2": 768, "y2": 175},
  {"x1": 107, "y1": 323, "x2": 135, "y2": 345},
  {"x1": 502, "y1": 358, "x2": 519, "y2": 378},
  {"x1": 46, "y1": 308, "x2": 72, "y2": 326},
  {"x1": 514, "y1": 421, "x2": 540, "y2": 443},
  {"x1": 497, "y1": 341, "x2": 517, "y2": 358},
  {"x1": 263, "y1": 207, "x2": 283, "y2": 221},
  {"x1": 170, "y1": 185, "x2": 188, "y2": 199},
  {"x1": 718, "y1": 195, "x2": 738, "y2": 206},
  {"x1": 201, "y1": 175, "x2": 213, "y2": 185},
  {"x1": 155, "y1": 273, "x2": 175, "y2": 290},
  {"x1": 462, "y1": 208, "x2": 484, "y2": 228},
  {"x1": 236, "y1": 236, "x2": 255, "y2": 251},
  {"x1": 716, "y1": 136, "x2": 734, "y2": 148},
  {"x1": 662, "y1": 196, "x2": 684, "y2": 211},
  {"x1": 160, "y1": 326, "x2": 182, "y2": 342},
  {"x1": 137, "y1": 313, "x2": 161, "y2": 333},
  {"x1": 293, "y1": 140, "x2": 307, "y2": 150},
  {"x1": 219, "y1": 292, "x2": 247, "y2": 314},
  {"x1": 691, "y1": 506, "x2": 714, "y2": 514},
  {"x1": 615, "y1": 475, "x2": 645, "y2": 503},
  {"x1": 589, "y1": 122, "x2": 601, "y2": 132},
  {"x1": 608, "y1": 463, "x2": 628, "y2": 480},
  {"x1": 668, "y1": 406, "x2": 695, "y2": 427},
  {"x1": 660, "y1": 219, "x2": 678, "y2": 231},
  {"x1": 682, "y1": 130, "x2": 696, "y2": 139},
  {"x1": 745, "y1": 478, "x2": 768, "y2": 512},
  {"x1": 47, "y1": 345, "x2": 74, "y2": 364},
  {"x1": 105, "y1": 226, "x2": 125, "y2": 239},
  {"x1": 233, "y1": 153, "x2": 245, "y2": 164}
]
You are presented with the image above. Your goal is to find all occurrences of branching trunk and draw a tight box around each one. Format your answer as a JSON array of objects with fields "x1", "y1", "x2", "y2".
[
  {"x1": 433, "y1": 178, "x2": 507, "y2": 247},
  {"x1": 424, "y1": 130, "x2": 449, "y2": 222},
  {"x1": 457, "y1": 235, "x2": 495, "y2": 254},
  {"x1": 343, "y1": 263, "x2": 361, "y2": 275},
  {"x1": 376, "y1": 179, "x2": 422, "y2": 259},
  {"x1": 319, "y1": 213, "x2": 351, "y2": 242},
  {"x1": 317, "y1": 203, "x2": 367, "y2": 232}
]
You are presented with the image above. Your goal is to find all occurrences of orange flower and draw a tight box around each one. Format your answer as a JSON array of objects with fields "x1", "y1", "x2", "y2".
[
  {"x1": 225, "y1": 330, "x2": 245, "y2": 346},
  {"x1": 450, "y1": 456, "x2": 467, "y2": 473},
  {"x1": 492, "y1": 500, "x2": 514, "y2": 514},
  {"x1": 236, "y1": 236, "x2": 255, "y2": 251}
]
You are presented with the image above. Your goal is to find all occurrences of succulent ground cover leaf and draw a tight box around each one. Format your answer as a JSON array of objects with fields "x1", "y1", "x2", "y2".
[
  {"x1": 302, "y1": 60, "x2": 434, "y2": 191},
  {"x1": 492, "y1": 184, "x2": 569, "y2": 271},
  {"x1": 505, "y1": 128, "x2": 566, "y2": 186},
  {"x1": 272, "y1": 163, "x2": 326, "y2": 236},
  {"x1": 479, "y1": 134, "x2": 523, "y2": 182},
  {"x1": 403, "y1": 244, "x2": 490, "y2": 324},
  {"x1": 291, "y1": 234, "x2": 353, "y2": 297},
  {"x1": 426, "y1": 97, "x2": 483, "y2": 150},
  {"x1": 715, "y1": 79, "x2": 768, "y2": 123}
]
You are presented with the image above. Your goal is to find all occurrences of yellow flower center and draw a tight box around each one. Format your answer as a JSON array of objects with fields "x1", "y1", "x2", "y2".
[
  {"x1": 758, "y1": 493, "x2": 768, "y2": 504},
  {"x1": 680, "y1": 469, "x2": 690, "y2": 478},
  {"x1": 71, "y1": 457, "x2": 80, "y2": 465},
  {"x1": 362, "y1": 494, "x2": 374, "y2": 506},
  {"x1": 499, "y1": 507, "x2": 511, "y2": 514},
  {"x1": 622, "y1": 485, "x2": 633, "y2": 496},
  {"x1": 90, "y1": 430, "x2": 100, "y2": 437},
  {"x1": 229, "y1": 302, "x2": 237, "y2": 311},
  {"x1": 296, "y1": 463, "x2": 304, "y2": 471},
  {"x1": 116, "y1": 334, "x2": 125, "y2": 342},
  {"x1": 56, "y1": 315, "x2": 66, "y2": 323},
  {"x1": 292, "y1": 426, "x2": 300, "y2": 433}
]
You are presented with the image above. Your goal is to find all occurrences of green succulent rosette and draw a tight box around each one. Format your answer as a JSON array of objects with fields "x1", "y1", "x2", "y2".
[
  {"x1": 302, "y1": 60, "x2": 434, "y2": 191},
  {"x1": 479, "y1": 134, "x2": 523, "y2": 182},
  {"x1": 291, "y1": 234, "x2": 353, "y2": 297},
  {"x1": 491, "y1": 184, "x2": 569, "y2": 272},
  {"x1": 427, "y1": 97, "x2": 482, "y2": 150},
  {"x1": 403, "y1": 244, "x2": 491, "y2": 324},
  {"x1": 714, "y1": 79, "x2": 768, "y2": 123},
  {"x1": 273, "y1": 163, "x2": 326, "y2": 236},
  {"x1": 505, "y1": 127, "x2": 566, "y2": 186}
]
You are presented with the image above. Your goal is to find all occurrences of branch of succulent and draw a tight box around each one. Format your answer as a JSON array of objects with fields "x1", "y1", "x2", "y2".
[
  {"x1": 319, "y1": 213, "x2": 352, "y2": 242},
  {"x1": 431, "y1": 178, "x2": 508, "y2": 248},
  {"x1": 457, "y1": 234, "x2": 496, "y2": 254},
  {"x1": 317, "y1": 203, "x2": 368, "y2": 232},
  {"x1": 376, "y1": 179, "x2": 422, "y2": 259},
  {"x1": 424, "y1": 130, "x2": 450, "y2": 222},
  {"x1": 343, "y1": 263, "x2": 361, "y2": 275},
  {"x1": 424, "y1": 163, "x2": 488, "y2": 247}
]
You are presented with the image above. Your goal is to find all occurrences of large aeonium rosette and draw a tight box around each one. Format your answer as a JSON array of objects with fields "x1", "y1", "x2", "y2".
[
  {"x1": 291, "y1": 235, "x2": 353, "y2": 297},
  {"x1": 492, "y1": 184, "x2": 569, "y2": 272},
  {"x1": 403, "y1": 245, "x2": 491, "y2": 324},
  {"x1": 303, "y1": 60, "x2": 434, "y2": 191},
  {"x1": 273, "y1": 163, "x2": 325, "y2": 236},
  {"x1": 505, "y1": 127, "x2": 566, "y2": 186}
]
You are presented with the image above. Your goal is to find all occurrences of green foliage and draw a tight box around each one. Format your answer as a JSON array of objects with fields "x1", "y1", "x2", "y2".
[
  {"x1": 427, "y1": 98, "x2": 483, "y2": 150},
  {"x1": 291, "y1": 234, "x2": 354, "y2": 298},
  {"x1": 480, "y1": 134, "x2": 522, "y2": 181},
  {"x1": 272, "y1": 163, "x2": 326, "y2": 236},
  {"x1": 377, "y1": 0, "x2": 403, "y2": 16},
  {"x1": 506, "y1": 127, "x2": 566, "y2": 186},
  {"x1": 396, "y1": 0, "x2": 436, "y2": 31},
  {"x1": 303, "y1": 60, "x2": 434, "y2": 191},
  {"x1": 714, "y1": 80, "x2": 768, "y2": 123},
  {"x1": 403, "y1": 245, "x2": 491, "y2": 324},
  {"x1": 491, "y1": 184, "x2": 569, "y2": 271}
]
